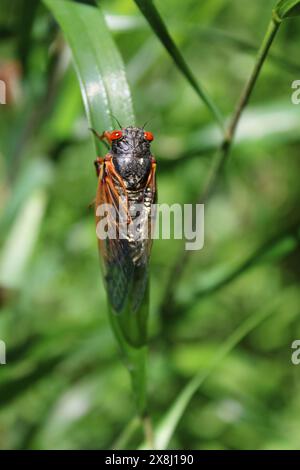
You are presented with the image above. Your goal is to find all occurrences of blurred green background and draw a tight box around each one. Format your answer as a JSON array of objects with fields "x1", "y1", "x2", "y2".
[{"x1": 1, "y1": 0, "x2": 300, "y2": 450}]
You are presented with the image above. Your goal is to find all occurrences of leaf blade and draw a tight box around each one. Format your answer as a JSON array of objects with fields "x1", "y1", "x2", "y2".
[
  {"x1": 275, "y1": 0, "x2": 300, "y2": 19},
  {"x1": 133, "y1": 0, "x2": 224, "y2": 130},
  {"x1": 43, "y1": 1, "x2": 149, "y2": 419},
  {"x1": 44, "y1": 0, "x2": 135, "y2": 154}
]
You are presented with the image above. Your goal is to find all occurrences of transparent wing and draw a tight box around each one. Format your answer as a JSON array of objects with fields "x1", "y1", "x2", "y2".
[{"x1": 95, "y1": 156, "x2": 134, "y2": 313}]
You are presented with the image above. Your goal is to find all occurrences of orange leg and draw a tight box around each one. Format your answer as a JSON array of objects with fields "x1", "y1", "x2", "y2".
[
  {"x1": 90, "y1": 128, "x2": 111, "y2": 149},
  {"x1": 145, "y1": 157, "x2": 157, "y2": 188},
  {"x1": 104, "y1": 156, "x2": 132, "y2": 224},
  {"x1": 94, "y1": 157, "x2": 104, "y2": 177},
  {"x1": 104, "y1": 156, "x2": 128, "y2": 194}
]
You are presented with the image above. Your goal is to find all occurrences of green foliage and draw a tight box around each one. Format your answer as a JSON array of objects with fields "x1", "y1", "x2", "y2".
[
  {"x1": 149, "y1": 294, "x2": 282, "y2": 449},
  {"x1": 44, "y1": 0, "x2": 148, "y2": 419},
  {"x1": 275, "y1": 0, "x2": 300, "y2": 19},
  {"x1": 133, "y1": 0, "x2": 224, "y2": 129},
  {"x1": 0, "y1": 0, "x2": 300, "y2": 451},
  {"x1": 44, "y1": 0, "x2": 135, "y2": 154}
]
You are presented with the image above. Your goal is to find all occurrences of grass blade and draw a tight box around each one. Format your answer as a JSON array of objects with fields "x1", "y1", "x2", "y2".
[
  {"x1": 275, "y1": 0, "x2": 300, "y2": 19},
  {"x1": 44, "y1": 0, "x2": 135, "y2": 154},
  {"x1": 43, "y1": 0, "x2": 150, "y2": 422},
  {"x1": 148, "y1": 294, "x2": 288, "y2": 449},
  {"x1": 133, "y1": 0, "x2": 224, "y2": 130}
]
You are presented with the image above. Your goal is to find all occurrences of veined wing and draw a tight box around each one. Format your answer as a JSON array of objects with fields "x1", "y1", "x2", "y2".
[{"x1": 95, "y1": 156, "x2": 157, "y2": 344}]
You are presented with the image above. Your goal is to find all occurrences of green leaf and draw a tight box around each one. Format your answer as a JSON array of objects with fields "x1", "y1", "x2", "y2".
[
  {"x1": 43, "y1": 0, "x2": 135, "y2": 155},
  {"x1": 133, "y1": 0, "x2": 224, "y2": 130},
  {"x1": 43, "y1": 0, "x2": 148, "y2": 418},
  {"x1": 275, "y1": 0, "x2": 300, "y2": 19},
  {"x1": 0, "y1": 189, "x2": 48, "y2": 289}
]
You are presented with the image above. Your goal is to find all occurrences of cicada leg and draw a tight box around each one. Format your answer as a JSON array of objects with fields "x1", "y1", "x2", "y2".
[
  {"x1": 90, "y1": 128, "x2": 111, "y2": 149},
  {"x1": 94, "y1": 157, "x2": 104, "y2": 177},
  {"x1": 104, "y1": 156, "x2": 131, "y2": 224},
  {"x1": 145, "y1": 157, "x2": 157, "y2": 190}
]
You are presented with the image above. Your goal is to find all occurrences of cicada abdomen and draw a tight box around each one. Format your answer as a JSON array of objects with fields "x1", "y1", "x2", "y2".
[{"x1": 94, "y1": 126, "x2": 157, "y2": 347}]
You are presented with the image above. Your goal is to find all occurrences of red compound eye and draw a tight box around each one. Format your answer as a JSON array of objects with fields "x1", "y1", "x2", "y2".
[
  {"x1": 144, "y1": 131, "x2": 154, "y2": 141},
  {"x1": 109, "y1": 130, "x2": 123, "y2": 140}
]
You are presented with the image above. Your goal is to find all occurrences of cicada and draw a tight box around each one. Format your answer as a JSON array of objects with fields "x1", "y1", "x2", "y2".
[{"x1": 93, "y1": 126, "x2": 157, "y2": 347}]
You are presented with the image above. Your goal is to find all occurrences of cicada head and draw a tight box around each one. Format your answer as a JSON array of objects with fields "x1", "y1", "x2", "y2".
[{"x1": 109, "y1": 126, "x2": 154, "y2": 159}]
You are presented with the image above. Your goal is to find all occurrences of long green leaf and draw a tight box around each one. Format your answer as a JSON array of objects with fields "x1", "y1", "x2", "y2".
[
  {"x1": 44, "y1": 0, "x2": 135, "y2": 155},
  {"x1": 133, "y1": 0, "x2": 224, "y2": 130},
  {"x1": 275, "y1": 0, "x2": 300, "y2": 19},
  {"x1": 43, "y1": 0, "x2": 149, "y2": 418}
]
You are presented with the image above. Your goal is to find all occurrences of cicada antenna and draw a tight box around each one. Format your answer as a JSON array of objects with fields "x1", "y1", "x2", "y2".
[
  {"x1": 142, "y1": 117, "x2": 155, "y2": 129},
  {"x1": 110, "y1": 114, "x2": 122, "y2": 129}
]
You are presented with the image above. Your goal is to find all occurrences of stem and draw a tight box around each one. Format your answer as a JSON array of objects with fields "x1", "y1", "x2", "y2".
[
  {"x1": 111, "y1": 417, "x2": 140, "y2": 450},
  {"x1": 127, "y1": 345, "x2": 148, "y2": 417},
  {"x1": 142, "y1": 415, "x2": 154, "y2": 449},
  {"x1": 203, "y1": 14, "x2": 281, "y2": 202},
  {"x1": 226, "y1": 14, "x2": 281, "y2": 144},
  {"x1": 160, "y1": 14, "x2": 281, "y2": 319},
  {"x1": 108, "y1": 309, "x2": 148, "y2": 416}
]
